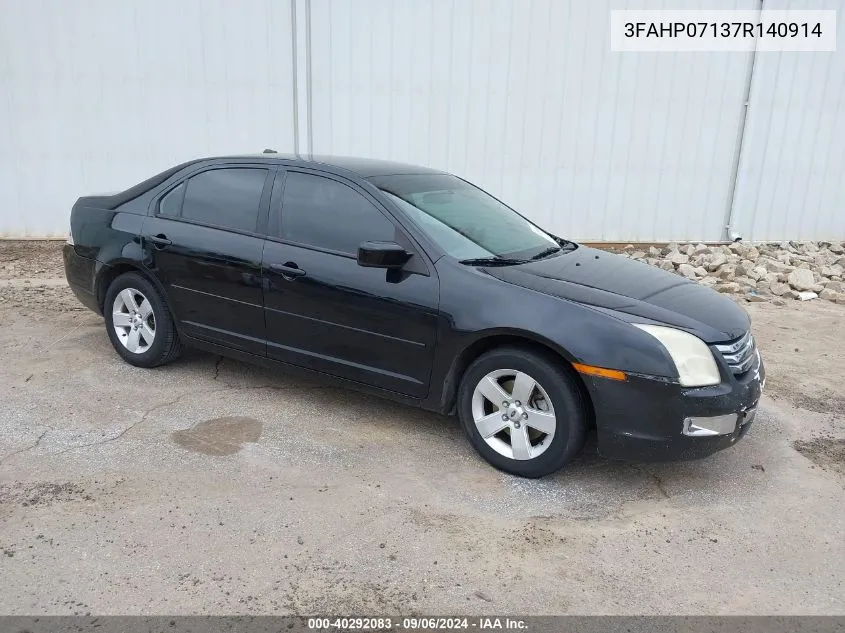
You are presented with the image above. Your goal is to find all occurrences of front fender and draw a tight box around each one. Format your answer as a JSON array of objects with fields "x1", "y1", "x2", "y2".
[{"x1": 428, "y1": 259, "x2": 679, "y2": 406}]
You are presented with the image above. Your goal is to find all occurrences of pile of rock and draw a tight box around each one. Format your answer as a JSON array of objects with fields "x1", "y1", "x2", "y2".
[{"x1": 617, "y1": 241, "x2": 845, "y2": 305}]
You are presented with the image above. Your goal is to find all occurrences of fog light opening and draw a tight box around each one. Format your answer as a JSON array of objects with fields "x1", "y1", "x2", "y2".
[{"x1": 682, "y1": 414, "x2": 738, "y2": 437}]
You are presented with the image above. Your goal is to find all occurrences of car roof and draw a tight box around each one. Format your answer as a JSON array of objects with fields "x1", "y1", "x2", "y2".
[
  {"x1": 231, "y1": 153, "x2": 446, "y2": 178},
  {"x1": 107, "y1": 150, "x2": 446, "y2": 209},
  {"x1": 105, "y1": 154, "x2": 447, "y2": 210}
]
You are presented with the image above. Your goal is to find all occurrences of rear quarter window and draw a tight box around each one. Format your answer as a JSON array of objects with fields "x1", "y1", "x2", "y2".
[{"x1": 158, "y1": 183, "x2": 185, "y2": 217}]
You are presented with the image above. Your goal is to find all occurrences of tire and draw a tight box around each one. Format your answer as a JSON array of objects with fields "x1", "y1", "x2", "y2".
[
  {"x1": 103, "y1": 271, "x2": 182, "y2": 368},
  {"x1": 457, "y1": 346, "x2": 587, "y2": 478}
]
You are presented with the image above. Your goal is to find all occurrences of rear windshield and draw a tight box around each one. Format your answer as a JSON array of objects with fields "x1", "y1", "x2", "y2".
[{"x1": 105, "y1": 159, "x2": 203, "y2": 209}]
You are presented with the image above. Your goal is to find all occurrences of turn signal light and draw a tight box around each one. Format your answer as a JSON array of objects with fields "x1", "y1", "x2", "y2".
[{"x1": 572, "y1": 363, "x2": 627, "y2": 381}]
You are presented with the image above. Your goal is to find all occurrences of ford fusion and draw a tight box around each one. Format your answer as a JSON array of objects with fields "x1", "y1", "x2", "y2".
[{"x1": 64, "y1": 154, "x2": 764, "y2": 477}]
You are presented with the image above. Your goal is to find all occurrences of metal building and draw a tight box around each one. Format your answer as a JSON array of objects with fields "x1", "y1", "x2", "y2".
[{"x1": 1, "y1": 0, "x2": 843, "y2": 241}]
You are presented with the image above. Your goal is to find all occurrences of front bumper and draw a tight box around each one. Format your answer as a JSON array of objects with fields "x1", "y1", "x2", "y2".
[{"x1": 591, "y1": 352, "x2": 765, "y2": 462}]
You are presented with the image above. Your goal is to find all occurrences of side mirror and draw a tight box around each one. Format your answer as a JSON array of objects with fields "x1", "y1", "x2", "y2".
[{"x1": 357, "y1": 241, "x2": 412, "y2": 269}]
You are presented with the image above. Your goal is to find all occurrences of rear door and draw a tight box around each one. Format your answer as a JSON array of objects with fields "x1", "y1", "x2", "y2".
[
  {"x1": 261, "y1": 169, "x2": 439, "y2": 397},
  {"x1": 142, "y1": 165, "x2": 273, "y2": 356}
]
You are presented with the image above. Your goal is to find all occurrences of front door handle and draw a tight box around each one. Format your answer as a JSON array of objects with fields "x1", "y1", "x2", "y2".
[
  {"x1": 146, "y1": 234, "x2": 172, "y2": 249},
  {"x1": 269, "y1": 262, "x2": 306, "y2": 280}
]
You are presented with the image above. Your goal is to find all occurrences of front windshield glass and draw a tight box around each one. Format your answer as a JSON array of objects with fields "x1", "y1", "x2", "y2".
[{"x1": 374, "y1": 174, "x2": 562, "y2": 262}]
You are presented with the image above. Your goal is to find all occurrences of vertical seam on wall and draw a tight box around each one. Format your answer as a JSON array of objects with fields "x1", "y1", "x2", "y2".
[
  {"x1": 552, "y1": 1, "x2": 571, "y2": 235},
  {"x1": 723, "y1": 0, "x2": 764, "y2": 241},
  {"x1": 500, "y1": 0, "x2": 515, "y2": 196},
  {"x1": 290, "y1": 0, "x2": 300, "y2": 155},
  {"x1": 305, "y1": 0, "x2": 313, "y2": 156},
  {"x1": 444, "y1": 0, "x2": 456, "y2": 170}
]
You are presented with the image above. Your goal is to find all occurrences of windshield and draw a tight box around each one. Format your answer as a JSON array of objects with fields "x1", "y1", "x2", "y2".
[{"x1": 373, "y1": 174, "x2": 565, "y2": 262}]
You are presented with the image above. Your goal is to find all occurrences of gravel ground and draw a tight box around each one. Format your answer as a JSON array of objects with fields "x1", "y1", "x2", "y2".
[{"x1": 1, "y1": 241, "x2": 844, "y2": 615}]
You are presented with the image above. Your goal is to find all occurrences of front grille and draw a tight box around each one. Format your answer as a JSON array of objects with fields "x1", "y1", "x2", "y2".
[{"x1": 714, "y1": 331, "x2": 757, "y2": 375}]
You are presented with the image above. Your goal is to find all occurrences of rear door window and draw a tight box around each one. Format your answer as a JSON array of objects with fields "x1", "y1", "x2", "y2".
[{"x1": 160, "y1": 168, "x2": 268, "y2": 233}]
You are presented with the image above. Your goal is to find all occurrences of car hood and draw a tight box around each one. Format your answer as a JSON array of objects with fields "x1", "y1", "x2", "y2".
[{"x1": 483, "y1": 246, "x2": 749, "y2": 343}]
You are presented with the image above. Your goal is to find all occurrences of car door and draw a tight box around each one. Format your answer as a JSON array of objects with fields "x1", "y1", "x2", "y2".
[
  {"x1": 142, "y1": 165, "x2": 273, "y2": 356},
  {"x1": 261, "y1": 169, "x2": 439, "y2": 397}
]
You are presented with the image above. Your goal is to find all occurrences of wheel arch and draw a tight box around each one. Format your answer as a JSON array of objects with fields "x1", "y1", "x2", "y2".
[
  {"x1": 441, "y1": 331, "x2": 596, "y2": 427},
  {"x1": 96, "y1": 260, "x2": 169, "y2": 314}
]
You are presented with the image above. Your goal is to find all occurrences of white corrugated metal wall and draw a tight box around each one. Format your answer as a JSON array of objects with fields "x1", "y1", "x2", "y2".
[
  {"x1": 731, "y1": 0, "x2": 845, "y2": 241},
  {"x1": 0, "y1": 0, "x2": 296, "y2": 237},
  {"x1": 308, "y1": 0, "x2": 755, "y2": 242},
  {"x1": 0, "y1": 0, "x2": 843, "y2": 241}
]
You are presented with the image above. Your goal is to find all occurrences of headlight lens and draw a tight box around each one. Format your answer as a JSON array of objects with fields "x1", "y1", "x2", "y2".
[{"x1": 633, "y1": 324, "x2": 721, "y2": 387}]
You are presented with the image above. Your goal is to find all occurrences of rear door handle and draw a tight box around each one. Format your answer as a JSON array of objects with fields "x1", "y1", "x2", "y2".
[
  {"x1": 269, "y1": 263, "x2": 306, "y2": 280},
  {"x1": 146, "y1": 234, "x2": 172, "y2": 248}
]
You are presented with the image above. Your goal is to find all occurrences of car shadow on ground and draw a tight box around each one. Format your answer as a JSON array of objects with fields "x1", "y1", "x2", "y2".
[
  {"x1": 59, "y1": 332, "x2": 767, "y2": 504},
  {"x1": 171, "y1": 349, "x2": 762, "y2": 496}
]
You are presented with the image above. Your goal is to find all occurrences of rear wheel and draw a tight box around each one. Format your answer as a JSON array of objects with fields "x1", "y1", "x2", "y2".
[
  {"x1": 104, "y1": 272, "x2": 181, "y2": 368},
  {"x1": 457, "y1": 347, "x2": 587, "y2": 478}
]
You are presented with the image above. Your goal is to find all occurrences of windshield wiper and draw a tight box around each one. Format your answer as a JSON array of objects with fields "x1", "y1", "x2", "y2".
[
  {"x1": 554, "y1": 237, "x2": 578, "y2": 252},
  {"x1": 529, "y1": 246, "x2": 562, "y2": 261},
  {"x1": 458, "y1": 256, "x2": 528, "y2": 266}
]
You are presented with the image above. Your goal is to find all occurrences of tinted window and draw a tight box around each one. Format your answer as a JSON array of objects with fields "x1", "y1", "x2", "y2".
[
  {"x1": 278, "y1": 172, "x2": 395, "y2": 253},
  {"x1": 159, "y1": 182, "x2": 185, "y2": 217},
  {"x1": 179, "y1": 168, "x2": 267, "y2": 232}
]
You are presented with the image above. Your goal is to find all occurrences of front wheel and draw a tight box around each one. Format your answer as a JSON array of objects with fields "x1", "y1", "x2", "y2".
[
  {"x1": 103, "y1": 271, "x2": 182, "y2": 368},
  {"x1": 457, "y1": 347, "x2": 587, "y2": 478}
]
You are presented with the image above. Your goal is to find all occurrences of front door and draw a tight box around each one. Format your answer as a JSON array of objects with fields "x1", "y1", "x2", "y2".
[
  {"x1": 142, "y1": 166, "x2": 272, "y2": 356},
  {"x1": 261, "y1": 170, "x2": 439, "y2": 397}
]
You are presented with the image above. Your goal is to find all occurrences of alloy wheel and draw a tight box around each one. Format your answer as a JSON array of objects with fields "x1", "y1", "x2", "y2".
[
  {"x1": 471, "y1": 369, "x2": 557, "y2": 460},
  {"x1": 112, "y1": 288, "x2": 156, "y2": 354}
]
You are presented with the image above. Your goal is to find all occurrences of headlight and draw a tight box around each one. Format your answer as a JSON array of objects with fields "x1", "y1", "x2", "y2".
[{"x1": 633, "y1": 324, "x2": 721, "y2": 387}]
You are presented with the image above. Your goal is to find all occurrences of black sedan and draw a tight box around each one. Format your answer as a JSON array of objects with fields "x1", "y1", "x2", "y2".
[{"x1": 64, "y1": 154, "x2": 764, "y2": 477}]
